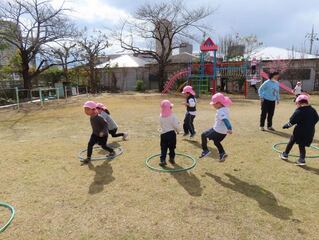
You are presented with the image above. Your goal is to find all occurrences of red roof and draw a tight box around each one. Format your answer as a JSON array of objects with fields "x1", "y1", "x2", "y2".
[{"x1": 200, "y1": 37, "x2": 218, "y2": 52}]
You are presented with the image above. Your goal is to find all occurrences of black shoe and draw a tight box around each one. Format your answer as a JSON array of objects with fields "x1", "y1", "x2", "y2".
[
  {"x1": 82, "y1": 158, "x2": 91, "y2": 164},
  {"x1": 280, "y1": 152, "x2": 288, "y2": 160},
  {"x1": 219, "y1": 153, "x2": 228, "y2": 162},
  {"x1": 159, "y1": 161, "x2": 167, "y2": 167},
  {"x1": 183, "y1": 133, "x2": 189, "y2": 137},
  {"x1": 107, "y1": 151, "x2": 116, "y2": 158},
  {"x1": 169, "y1": 158, "x2": 176, "y2": 164},
  {"x1": 295, "y1": 158, "x2": 306, "y2": 166}
]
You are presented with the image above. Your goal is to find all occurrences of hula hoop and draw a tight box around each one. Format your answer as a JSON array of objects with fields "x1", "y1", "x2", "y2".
[
  {"x1": 272, "y1": 142, "x2": 319, "y2": 159},
  {"x1": 78, "y1": 146, "x2": 123, "y2": 161},
  {"x1": 145, "y1": 153, "x2": 197, "y2": 172},
  {"x1": 0, "y1": 202, "x2": 15, "y2": 233}
]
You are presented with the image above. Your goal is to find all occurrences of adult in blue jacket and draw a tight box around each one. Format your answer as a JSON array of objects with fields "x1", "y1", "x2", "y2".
[{"x1": 258, "y1": 72, "x2": 280, "y2": 131}]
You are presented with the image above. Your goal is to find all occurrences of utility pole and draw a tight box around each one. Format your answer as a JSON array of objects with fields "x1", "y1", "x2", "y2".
[{"x1": 305, "y1": 25, "x2": 319, "y2": 54}]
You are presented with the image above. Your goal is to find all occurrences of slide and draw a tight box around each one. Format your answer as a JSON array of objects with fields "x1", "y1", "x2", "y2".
[
  {"x1": 162, "y1": 68, "x2": 189, "y2": 94},
  {"x1": 260, "y1": 71, "x2": 294, "y2": 95}
]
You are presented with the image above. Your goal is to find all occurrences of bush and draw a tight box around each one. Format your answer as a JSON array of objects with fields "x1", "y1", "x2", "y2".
[{"x1": 136, "y1": 80, "x2": 145, "y2": 92}]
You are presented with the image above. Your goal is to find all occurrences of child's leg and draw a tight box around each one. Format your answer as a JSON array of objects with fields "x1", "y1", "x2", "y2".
[
  {"x1": 210, "y1": 131, "x2": 226, "y2": 154},
  {"x1": 87, "y1": 134, "x2": 98, "y2": 158},
  {"x1": 284, "y1": 135, "x2": 296, "y2": 154},
  {"x1": 168, "y1": 132, "x2": 177, "y2": 161},
  {"x1": 189, "y1": 115, "x2": 196, "y2": 135},
  {"x1": 201, "y1": 129, "x2": 213, "y2": 151},
  {"x1": 160, "y1": 133, "x2": 169, "y2": 163},
  {"x1": 266, "y1": 101, "x2": 276, "y2": 128},
  {"x1": 260, "y1": 100, "x2": 268, "y2": 127},
  {"x1": 298, "y1": 145, "x2": 306, "y2": 159},
  {"x1": 99, "y1": 134, "x2": 114, "y2": 153},
  {"x1": 109, "y1": 128, "x2": 124, "y2": 138},
  {"x1": 253, "y1": 85, "x2": 258, "y2": 93},
  {"x1": 183, "y1": 113, "x2": 190, "y2": 134}
]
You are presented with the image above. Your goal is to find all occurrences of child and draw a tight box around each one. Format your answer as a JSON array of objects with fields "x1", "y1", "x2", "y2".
[
  {"x1": 251, "y1": 57, "x2": 258, "y2": 75},
  {"x1": 159, "y1": 100, "x2": 181, "y2": 166},
  {"x1": 96, "y1": 103, "x2": 128, "y2": 140},
  {"x1": 293, "y1": 81, "x2": 302, "y2": 102},
  {"x1": 247, "y1": 75, "x2": 261, "y2": 93},
  {"x1": 280, "y1": 94, "x2": 319, "y2": 165},
  {"x1": 182, "y1": 85, "x2": 196, "y2": 138},
  {"x1": 83, "y1": 101, "x2": 115, "y2": 164},
  {"x1": 200, "y1": 93, "x2": 233, "y2": 162}
]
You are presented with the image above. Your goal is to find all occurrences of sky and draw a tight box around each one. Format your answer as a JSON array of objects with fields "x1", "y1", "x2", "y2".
[{"x1": 2, "y1": 0, "x2": 319, "y2": 54}]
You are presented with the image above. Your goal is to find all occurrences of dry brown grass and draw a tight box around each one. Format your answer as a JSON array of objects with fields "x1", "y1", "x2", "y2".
[{"x1": 1, "y1": 93, "x2": 319, "y2": 240}]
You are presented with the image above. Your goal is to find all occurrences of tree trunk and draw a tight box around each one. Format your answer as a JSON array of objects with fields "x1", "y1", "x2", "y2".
[
  {"x1": 21, "y1": 51, "x2": 32, "y2": 89},
  {"x1": 89, "y1": 64, "x2": 96, "y2": 93},
  {"x1": 158, "y1": 63, "x2": 166, "y2": 92}
]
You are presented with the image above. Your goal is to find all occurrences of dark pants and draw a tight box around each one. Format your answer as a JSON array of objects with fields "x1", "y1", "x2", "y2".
[
  {"x1": 250, "y1": 85, "x2": 258, "y2": 93},
  {"x1": 109, "y1": 128, "x2": 124, "y2": 138},
  {"x1": 201, "y1": 128, "x2": 227, "y2": 154},
  {"x1": 260, "y1": 99, "x2": 276, "y2": 128},
  {"x1": 87, "y1": 133, "x2": 114, "y2": 158},
  {"x1": 160, "y1": 131, "x2": 176, "y2": 162},
  {"x1": 285, "y1": 135, "x2": 306, "y2": 159},
  {"x1": 293, "y1": 94, "x2": 300, "y2": 102},
  {"x1": 251, "y1": 65, "x2": 256, "y2": 74},
  {"x1": 183, "y1": 113, "x2": 196, "y2": 135}
]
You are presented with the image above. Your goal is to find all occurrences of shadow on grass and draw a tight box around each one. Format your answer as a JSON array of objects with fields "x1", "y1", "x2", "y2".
[
  {"x1": 205, "y1": 173, "x2": 293, "y2": 220},
  {"x1": 97, "y1": 142, "x2": 121, "y2": 154},
  {"x1": 183, "y1": 139, "x2": 219, "y2": 158},
  {"x1": 168, "y1": 163, "x2": 203, "y2": 197},
  {"x1": 267, "y1": 130, "x2": 319, "y2": 144},
  {"x1": 88, "y1": 161, "x2": 115, "y2": 194},
  {"x1": 281, "y1": 158, "x2": 319, "y2": 175}
]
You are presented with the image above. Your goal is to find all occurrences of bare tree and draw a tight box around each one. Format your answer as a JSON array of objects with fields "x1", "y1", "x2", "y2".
[
  {"x1": 115, "y1": 0, "x2": 213, "y2": 91},
  {"x1": 77, "y1": 30, "x2": 109, "y2": 93},
  {"x1": 0, "y1": 0, "x2": 76, "y2": 89},
  {"x1": 50, "y1": 42, "x2": 80, "y2": 82}
]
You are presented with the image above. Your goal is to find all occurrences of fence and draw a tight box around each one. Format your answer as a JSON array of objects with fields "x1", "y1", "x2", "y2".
[{"x1": 0, "y1": 85, "x2": 89, "y2": 110}]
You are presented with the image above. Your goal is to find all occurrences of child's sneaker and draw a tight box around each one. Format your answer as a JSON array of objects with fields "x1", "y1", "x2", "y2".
[
  {"x1": 199, "y1": 150, "x2": 211, "y2": 158},
  {"x1": 183, "y1": 133, "x2": 189, "y2": 137},
  {"x1": 267, "y1": 127, "x2": 275, "y2": 131},
  {"x1": 189, "y1": 133, "x2": 196, "y2": 139},
  {"x1": 123, "y1": 132, "x2": 129, "y2": 141},
  {"x1": 260, "y1": 127, "x2": 265, "y2": 131},
  {"x1": 82, "y1": 157, "x2": 91, "y2": 164},
  {"x1": 159, "y1": 161, "x2": 167, "y2": 167},
  {"x1": 295, "y1": 158, "x2": 306, "y2": 166},
  {"x1": 169, "y1": 158, "x2": 176, "y2": 164},
  {"x1": 219, "y1": 153, "x2": 228, "y2": 162},
  {"x1": 108, "y1": 151, "x2": 116, "y2": 158},
  {"x1": 280, "y1": 152, "x2": 289, "y2": 160}
]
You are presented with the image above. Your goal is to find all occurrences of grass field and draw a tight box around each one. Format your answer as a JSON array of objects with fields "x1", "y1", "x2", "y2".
[{"x1": 1, "y1": 93, "x2": 319, "y2": 240}]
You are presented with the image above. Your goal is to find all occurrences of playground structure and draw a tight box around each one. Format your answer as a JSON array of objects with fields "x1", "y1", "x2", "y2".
[
  {"x1": 162, "y1": 37, "x2": 298, "y2": 98},
  {"x1": 162, "y1": 37, "x2": 250, "y2": 96}
]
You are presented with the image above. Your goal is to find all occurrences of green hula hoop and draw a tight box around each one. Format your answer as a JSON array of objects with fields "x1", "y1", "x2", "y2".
[
  {"x1": 78, "y1": 146, "x2": 123, "y2": 161},
  {"x1": 272, "y1": 142, "x2": 319, "y2": 159},
  {"x1": 0, "y1": 202, "x2": 15, "y2": 233},
  {"x1": 145, "y1": 153, "x2": 197, "y2": 172}
]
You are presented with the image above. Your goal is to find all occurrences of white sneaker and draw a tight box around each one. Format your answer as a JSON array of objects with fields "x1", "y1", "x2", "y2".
[{"x1": 123, "y1": 132, "x2": 128, "y2": 140}]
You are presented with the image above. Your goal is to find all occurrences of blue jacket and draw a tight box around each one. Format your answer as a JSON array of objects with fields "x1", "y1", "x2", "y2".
[{"x1": 258, "y1": 79, "x2": 280, "y2": 101}]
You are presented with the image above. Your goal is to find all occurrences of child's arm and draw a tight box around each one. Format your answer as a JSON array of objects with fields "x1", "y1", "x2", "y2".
[
  {"x1": 283, "y1": 110, "x2": 301, "y2": 129},
  {"x1": 222, "y1": 118, "x2": 233, "y2": 134},
  {"x1": 173, "y1": 115, "x2": 181, "y2": 134}
]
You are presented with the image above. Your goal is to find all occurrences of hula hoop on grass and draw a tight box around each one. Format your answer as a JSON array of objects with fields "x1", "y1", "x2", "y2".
[
  {"x1": 145, "y1": 153, "x2": 197, "y2": 172},
  {"x1": 78, "y1": 146, "x2": 123, "y2": 161},
  {"x1": 272, "y1": 142, "x2": 319, "y2": 159},
  {"x1": 0, "y1": 202, "x2": 15, "y2": 233}
]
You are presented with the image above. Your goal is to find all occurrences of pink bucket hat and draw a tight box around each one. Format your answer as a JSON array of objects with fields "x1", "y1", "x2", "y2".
[
  {"x1": 182, "y1": 85, "x2": 195, "y2": 96},
  {"x1": 210, "y1": 93, "x2": 232, "y2": 107},
  {"x1": 296, "y1": 94, "x2": 309, "y2": 103},
  {"x1": 160, "y1": 100, "x2": 173, "y2": 117},
  {"x1": 96, "y1": 103, "x2": 106, "y2": 109},
  {"x1": 83, "y1": 101, "x2": 97, "y2": 109}
]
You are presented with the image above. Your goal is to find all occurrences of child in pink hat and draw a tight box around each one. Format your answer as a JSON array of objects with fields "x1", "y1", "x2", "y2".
[
  {"x1": 159, "y1": 100, "x2": 181, "y2": 166},
  {"x1": 182, "y1": 85, "x2": 197, "y2": 138},
  {"x1": 280, "y1": 94, "x2": 319, "y2": 165},
  {"x1": 83, "y1": 101, "x2": 115, "y2": 164},
  {"x1": 199, "y1": 93, "x2": 233, "y2": 162},
  {"x1": 293, "y1": 81, "x2": 302, "y2": 102},
  {"x1": 96, "y1": 103, "x2": 128, "y2": 141}
]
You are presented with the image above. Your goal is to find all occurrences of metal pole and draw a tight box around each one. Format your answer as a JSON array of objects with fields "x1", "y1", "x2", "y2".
[
  {"x1": 15, "y1": 87, "x2": 19, "y2": 111},
  {"x1": 39, "y1": 88, "x2": 44, "y2": 107},
  {"x1": 64, "y1": 86, "x2": 67, "y2": 101},
  {"x1": 56, "y1": 87, "x2": 60, "y2": 100},
  {"x1": 30, "y1": 89, "x2": 33, "y2": 103}
]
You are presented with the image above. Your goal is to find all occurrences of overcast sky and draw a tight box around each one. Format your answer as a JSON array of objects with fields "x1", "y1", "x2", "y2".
[{"x1": 2, "y1": 0, "x2": 319, "y2": 54}]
